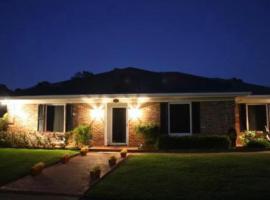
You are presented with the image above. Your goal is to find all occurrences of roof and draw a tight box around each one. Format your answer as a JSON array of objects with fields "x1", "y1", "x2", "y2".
[{"x1": 10, "y1": 67, "x2": 270, "y2": 96}]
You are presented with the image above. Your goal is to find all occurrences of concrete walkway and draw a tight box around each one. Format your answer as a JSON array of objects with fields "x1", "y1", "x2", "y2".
[
  {"x1": 0, "y1": 193, "x2": 78, "y2": 200},
  {"x1": 0, "y1": 152, "x2": 121, "y2": 197}
]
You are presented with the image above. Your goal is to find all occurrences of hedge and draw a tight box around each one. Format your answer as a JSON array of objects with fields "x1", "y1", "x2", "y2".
[
  {"x1": 245, "y1": 139, "x2": 270, "y2": 149},
  {"x1": 158, "y1": 135, "x2": 231, "y2": 150}
]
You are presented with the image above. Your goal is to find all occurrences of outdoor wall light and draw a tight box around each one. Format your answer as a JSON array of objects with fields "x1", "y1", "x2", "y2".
[
  {"x1": 90, "y1": 106, "x2": 104, "y2": 121},
  {"x1": 128, "y1": 107, "x2": 142, "y2": 120},
  {"x1": 1, "y1": 101, "x2": 26, "y2": 123}
]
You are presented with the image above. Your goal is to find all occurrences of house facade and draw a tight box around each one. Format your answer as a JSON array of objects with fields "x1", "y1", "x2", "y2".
[{"x1": 1, "y1": 92, "x2": 269, "y2": 147}]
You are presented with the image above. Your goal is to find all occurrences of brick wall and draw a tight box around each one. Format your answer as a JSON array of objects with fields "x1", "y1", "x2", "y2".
[
  {"x1": 200, "y1": 101, "x2": 235, "y2": 134},
  {"x1": 7, "y1": 101, "x2": 237, "y2": 147},
  {"x1": 7, "y1": 104, "x2": 38, "y2": 132},
  {"x1": 7, "y1": 102, "x2": 159, "y2": 147},
  {"x1": 128, "y1": 102, "x2": 160, "y2": 146},
  {"x1": 72, "y1": 103, "x2": 105, "y2": 146}
]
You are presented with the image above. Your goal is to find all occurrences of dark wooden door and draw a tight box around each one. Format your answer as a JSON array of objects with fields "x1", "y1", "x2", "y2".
[{"x1": 112, "y1": 108, "x2": 126, "y2": 143}]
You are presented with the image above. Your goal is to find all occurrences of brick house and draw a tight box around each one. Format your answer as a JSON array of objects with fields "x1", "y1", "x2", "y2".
[{"x1": 0, "y1": 68, "x2": 270, "y2": 147}]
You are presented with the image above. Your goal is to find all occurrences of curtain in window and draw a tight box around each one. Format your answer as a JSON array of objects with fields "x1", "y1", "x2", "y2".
[
  {"x1": 38, "y1": 105, "x2": 46, "y2": 132},
  {"x1": 53, "y1": 106, "x2": 64, "y2": 132}
]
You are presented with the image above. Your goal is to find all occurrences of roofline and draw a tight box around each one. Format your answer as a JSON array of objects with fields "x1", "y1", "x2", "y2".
[{"x1": 0, "y1": 92, "x2": 251, "y2": 100}]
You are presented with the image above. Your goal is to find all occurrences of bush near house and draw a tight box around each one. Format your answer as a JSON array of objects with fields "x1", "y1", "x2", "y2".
[
  {"x1": 0, "y1": 131, "x2": 60, "y2": 148},
  {"x1": 0, "y1": 131, "x2": 67, "y2": 148},
  {"x1": 240, "y1": 131, "x2": 270, "y2": 149},
  {"x1": 0, "y1": 113, "x2": 8, "y2": 131},
  {"x1": 159, "y1": 135, "x2": 231, "y2": 150},
  {"x1": 73, "y1": 125, "x2": 92, "y2": 148},
  {"x1": 135, "y1": 123, "x2": 159, "y2": 149}
]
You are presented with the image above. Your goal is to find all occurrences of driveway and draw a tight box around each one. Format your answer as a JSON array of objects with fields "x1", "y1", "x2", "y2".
[{"x1": 0, "y1": 152, "x2": 121, "y2": 197}]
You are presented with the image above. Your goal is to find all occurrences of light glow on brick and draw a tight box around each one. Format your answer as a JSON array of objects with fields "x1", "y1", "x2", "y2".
[
  {"x1": 91, "y1": 106, "x2": 104, "y2": 121},
  {"x1": 128, "y1": 107, "x2": 142, "y2": 120}
]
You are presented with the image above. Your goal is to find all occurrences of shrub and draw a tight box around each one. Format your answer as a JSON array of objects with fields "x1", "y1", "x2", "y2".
[
  {"x1": 135, "y1": 123, "x2": 159, "y2": 149},
  {"x1": 73, "y1": 125, "x2": 92, "y2": 148},
  {"x1": 227, "y1": 128, "x2": 237, "y2": 147},
  {"x1": 0, "y1": 113, "x2": 8, "y2": 131},
  {"x1": 159, "y1": 135, "x2": 231, "y2": 150},
  {"x1": 246, "y1": 138, "x2": 270, "y2": 149},
  {"x1": 0, "y1": 131, "x2": 61, "y2": 148},
  {"x1": 240, "y1": 131, "x2": 270, "y2": 149},
  {"x1": 240, "y1": 131, "x2": 256, "y2": 144}
]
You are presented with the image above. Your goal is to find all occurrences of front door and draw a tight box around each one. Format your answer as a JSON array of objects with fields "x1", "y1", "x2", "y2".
[{"x1": 112, "y1": 108, "x2": 127, "y2": 144}]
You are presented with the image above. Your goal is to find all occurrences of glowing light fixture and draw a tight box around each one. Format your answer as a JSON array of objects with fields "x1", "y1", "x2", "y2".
[
  {"x1": 128, "y1": 107, "x2": 142, "y2": 120},
  {"x1": 0, "y1": 99, "x2": 10, "y2": 106},
  {"x1": 91, "y1": 106, "x2": 104, "y2": 120}
]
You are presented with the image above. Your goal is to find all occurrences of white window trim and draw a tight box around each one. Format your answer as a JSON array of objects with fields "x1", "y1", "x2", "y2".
[
  {"x1": 38, "y1": 104, "x2": 66, "y2": 133},
  {"x1": 246, "y1": 104, "x2": 268, "y2": 132},
  {"x1": 168, "y1": 102, "x2": 192, "y2": 136}
]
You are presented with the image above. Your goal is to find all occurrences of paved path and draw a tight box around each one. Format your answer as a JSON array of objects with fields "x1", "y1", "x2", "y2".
[
  {"x1": 0, "y1": 193, "x2": 78, "y2": 200},
  {"x1": 0, "y1": 152, "x2": 120, "y2": 197}
]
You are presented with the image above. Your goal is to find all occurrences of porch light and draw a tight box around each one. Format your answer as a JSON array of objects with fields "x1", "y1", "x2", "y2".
[
  {"x1": 128, "y1": 107, "x2": 142, "y2": 120},
  {"x1": 0, "y1": 99, "x2": 10, "y2": 106},
  {"x1": 91, "y1": 106, "x2": 104, "y2": 120},
  {"x1": 1, "y1": 100, "x2": 27, "y2": 122}
]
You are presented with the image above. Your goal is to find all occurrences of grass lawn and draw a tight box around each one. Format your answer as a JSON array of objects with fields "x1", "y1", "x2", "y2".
[
  {"x1": 0, "y1": 148, "x2": 77, "y2": 185},
  {"x1": 86, "y1": 152, "x2": 270, "y2": 200}
]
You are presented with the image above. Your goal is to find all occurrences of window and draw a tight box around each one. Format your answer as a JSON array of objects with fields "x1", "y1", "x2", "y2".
[
  {"x1": 0, "y1": 104, "x2": 7, "y2": 118},
  {"x1": 38, "y1": 105, "x2": 65, "y2": 132},
  {"x1": 169, "y1": 103, "x2": 191, "y2": 135},
  {"x1": 247, "y1": 105, "x2": 267, "y2": 131}
]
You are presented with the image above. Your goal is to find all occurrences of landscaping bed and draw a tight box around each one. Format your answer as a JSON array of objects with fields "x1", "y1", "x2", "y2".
[
  {"x1": 0, "y1": 148, "x2": 77, "y2": 185},
  {"x1": 85, "y1": 152, "x2": 270, "y2": 200}
]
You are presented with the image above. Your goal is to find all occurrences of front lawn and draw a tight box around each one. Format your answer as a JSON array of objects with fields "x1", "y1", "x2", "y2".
[
  {"x1": 0, "y1": 148, "x2": 77, "y2": 185},
  {"x1": 86, "y1": 152, "x2": 270, "y2": 200}
]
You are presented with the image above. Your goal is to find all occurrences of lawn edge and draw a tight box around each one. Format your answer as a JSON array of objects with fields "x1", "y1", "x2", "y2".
[{"x1": 0, "y1": 149, "x2": 79, "y2": 187}]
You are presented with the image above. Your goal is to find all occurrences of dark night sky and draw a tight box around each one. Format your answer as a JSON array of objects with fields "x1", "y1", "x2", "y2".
[{"x1": 0, "y1": 0, "x2": 270, "y2": 90}]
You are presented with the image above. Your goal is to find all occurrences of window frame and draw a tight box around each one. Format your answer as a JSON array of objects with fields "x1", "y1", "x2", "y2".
[
  {"x1": 168, "y1": 102, "x2": 192, "y2": 136},
  {"x1": 37, "y1": 104, "x2": 66, "y2": 133},
  {"x1": 246, "y1": 104, "x2": 269, "y2": 132}
]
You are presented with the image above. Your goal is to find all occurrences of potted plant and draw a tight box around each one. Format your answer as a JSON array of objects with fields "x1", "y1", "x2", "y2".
[
  {"x1": 90, "y1": 165, "x2": 101, "y2": 182},
  {"x1": 80, "y1": 147, "x2": 88, "y2": 156},
  {"x1": 108, "y1": 156, "x2": 117, "y2": 167},
  {"x1": 120, "y1": 148, "x2": 127, "y2": 158},
  {"x1": 31, "y1": 162, "x2": 45, "y2": 176},
  {"x1": 61, "y1": 154, "x2": 70, "y2": 164}
]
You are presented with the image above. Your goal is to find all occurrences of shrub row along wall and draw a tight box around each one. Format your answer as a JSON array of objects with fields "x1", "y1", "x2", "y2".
[{"x1": 159, "y1": 135, "x2": 231, "y2": 150}]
